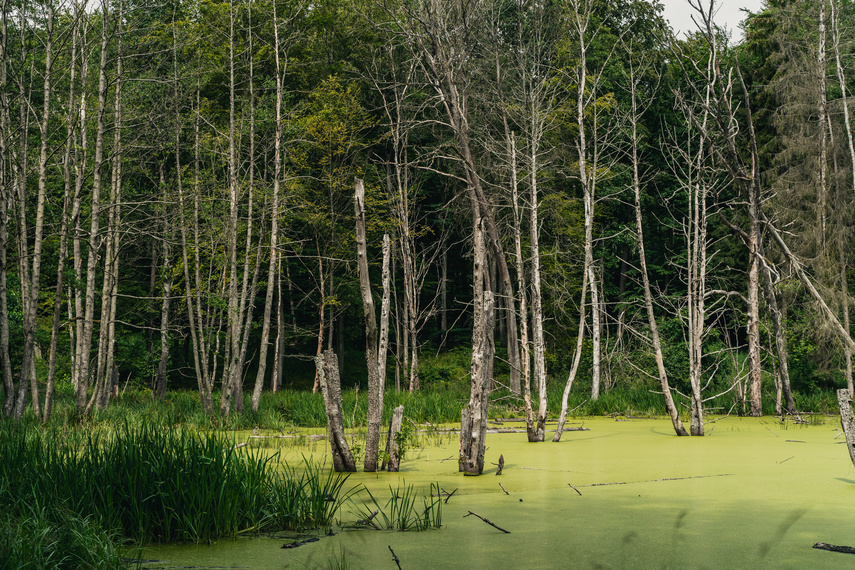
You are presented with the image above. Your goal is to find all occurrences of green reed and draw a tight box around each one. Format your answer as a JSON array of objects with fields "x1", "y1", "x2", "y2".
[
  {"x1": 350, "y1": 482, "x2": 442, "y2": 531},
  {"x1": 0, "y1": 420, "x2": 355, "y2": 546}
]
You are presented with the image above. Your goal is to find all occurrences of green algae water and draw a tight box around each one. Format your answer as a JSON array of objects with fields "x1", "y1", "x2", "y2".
[{"x1": 139, "y1": 416, "x2": 855, "y2": 569}]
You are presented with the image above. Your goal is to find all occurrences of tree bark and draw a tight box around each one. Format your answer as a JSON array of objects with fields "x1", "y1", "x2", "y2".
[
  {"x1": 837, "y1": 389, "x2": 855, "y2": 469},
  {"x1": 75, "y1": 0, "x2": 110, "y2": 414},
  {"x1": 355, "y1": 178, "x2": 383, "y2": 472},
  {"x1": 383, "y1": 405, "x2": 404, "y2": 472},
  {"x1": 626, "y1": 56, "x2": 688, "y2": 435},
  {"x1": 252, "y1": 2, "x2": 285, "y2": 411},
  {"x1": 316, "y1": 349, "x2": 356, "y2": 472},
  {"x1": 459, "y1": 213, "x2": 492, "y2": 476}
]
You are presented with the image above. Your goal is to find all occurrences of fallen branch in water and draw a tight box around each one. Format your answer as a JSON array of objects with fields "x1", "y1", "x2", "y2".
[
  {"x1": 464, "y1": 511, "x2": 511, "y2": 534},
  {"x1": 499, "y1": 482, "x2": 509, "y2": 495},
  {"x1": 440, "y1": 487, "x2": 457, "y2": 503},
  {"x1": 567, "y1": 483, "x2": 582, "y2": 496},
  {"x1": 581, "y1": 474, "x2": 734, "y2": 487},
  {"x1": 357, "y1": 509, "x2": 381, "y2": 530},
  {"x1": 388, "y1": 546, "x2": 402, "y2": 569},
  {"x1": 813, "y1": 542, "x2": 855, "y2": 555}
]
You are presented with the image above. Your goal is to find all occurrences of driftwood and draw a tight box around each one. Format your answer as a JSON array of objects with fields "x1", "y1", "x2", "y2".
[
  {"x1": 464, "y1": 510, "x2": 511, "y2": 533},
  {"x1": 282, "y1": 537, "x2": 319, "y2": 549},
  {"x1": 813, "y1": 542, "x2": 855, "y2": 555},
  {"x1": 836, "y1": 389, "x2": 855, "y2": 469},
  {"x1": 383, "y1": 405, "x2": 405, "y2": 472},
  {"x1": 498, "y1": 482, "x2": 509, "y2": 495},
  {"x1": 316, "y1": 350, "x2": 356, "y2": 472},
  {"x1": 388, "y1": 545, "x2": 402, "y2": 569},
  {"x1": 567, "y1": 483, "x2": 582, "y2": 496}
]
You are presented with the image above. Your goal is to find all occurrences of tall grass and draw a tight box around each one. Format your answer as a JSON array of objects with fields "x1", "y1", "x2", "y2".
[
  {"x1": 267, "y1": 461, "x2": 355, "y2": 531},
  {"x1": 0, "y1": 421, "x2": 355, "y2": 546},
  {"x1": 0, "y1": 504, "x2": 126, "y2": 570},
  {"x1": 350, "y1": 482, "x2": 442, "y2": 531}
]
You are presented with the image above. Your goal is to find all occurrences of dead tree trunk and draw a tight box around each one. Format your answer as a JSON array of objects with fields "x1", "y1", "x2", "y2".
[
  {"x1": 355, "y1": 178, "x2": 383, "y2": 472},
  {"x1": 316, "y1": 349, "x2": 356, "y2": 472},
  {"x1": 383, "y1": 405, "x2": 405, "y2": 472},
  {"x1": 553, "y1": 266, "x2": 588, "y2": 442},
  {"x1": 460, "y1": 215, "x2": 493, "y2": 476},
  {"x1": 837, "y1": 389, "x2": 855, "y2": 469},
  {"x1": 625, "y1": 51, "x2": 688, "y2": 436}
]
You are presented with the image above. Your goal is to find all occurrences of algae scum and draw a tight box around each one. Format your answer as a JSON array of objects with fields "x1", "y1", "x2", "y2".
[{"x1": 140, "y1": 416, "x2": 855, "y2": 569}]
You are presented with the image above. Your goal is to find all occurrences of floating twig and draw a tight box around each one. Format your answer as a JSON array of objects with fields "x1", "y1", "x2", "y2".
[
  {"x1": 778, "y1": 456, "x2": 794, "y2": 464},
  {"x1": 357, "y1": 509, "x2": 381, "y2": 530},
  {"x1": 441, "y1": 487, "x2": 457, "y2": 504},
  {"x1": 388, "y1": 546, "x2": 402, "y2": 569},
  {"x1": 464, "y1": 511, "x2": 511, "y2": 534},
  {"x1": 567, "y1": 483, "x2": 582, "y2": 496},
  {"x1": 499, "y1": 482, "x2": 509, "y2": 495},
  {"x1": 785, "y1": 440, "x2": 806, "y2": 443},
  {"x1": 814, "y1": 542, "x2": 855, "y2": 555},
  {"x1": 765, "y1": 426, "x2": 779, "y2": 437}
]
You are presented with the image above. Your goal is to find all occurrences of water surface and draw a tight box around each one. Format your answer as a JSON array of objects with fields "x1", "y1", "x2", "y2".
[{"x1": 140, "y1": 416, "x2": 855, "y2": 568}]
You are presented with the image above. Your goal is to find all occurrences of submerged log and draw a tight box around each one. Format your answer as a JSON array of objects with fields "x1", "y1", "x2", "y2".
[
  {"x1": 813, "y1": 542, "x2": 855, "y2": 555},
  {"x1": 836, "y1": 389, "x2": 855, "y2": 469},
  {"x1": 316, "y1": 350, "x2": 356, "y2": 472}
]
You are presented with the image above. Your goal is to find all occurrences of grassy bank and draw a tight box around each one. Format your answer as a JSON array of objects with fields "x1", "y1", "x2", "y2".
[{"x1": 21, "y1": 375, "x2": 840, "y2": 433}]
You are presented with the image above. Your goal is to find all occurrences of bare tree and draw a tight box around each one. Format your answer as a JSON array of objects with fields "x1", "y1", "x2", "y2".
[{"x1": 355, "y1": 178, "x2": 383, "y2": 472}]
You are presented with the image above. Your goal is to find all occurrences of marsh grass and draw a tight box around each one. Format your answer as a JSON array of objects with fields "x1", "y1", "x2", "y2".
[
  {"x1": 0, "y1": 420, "x2": 356, "y2": 548},
  {"x1": 31, "y1": 378, "x2": 844, "y2": 436},
  {"x1": 0, "y1": 479, "x2": 126, "y2": 570},
  {"x1": 267, "y1": 461, "x2": 356, "y2": 531},
  {"x1": 350, "y1": 482, "x2": 442, "y2": 531}
]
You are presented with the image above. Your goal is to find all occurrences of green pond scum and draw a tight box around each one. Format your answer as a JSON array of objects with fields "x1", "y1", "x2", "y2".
[{"x1": 137, "y1": 415, "x2": 855, "y2": 569}]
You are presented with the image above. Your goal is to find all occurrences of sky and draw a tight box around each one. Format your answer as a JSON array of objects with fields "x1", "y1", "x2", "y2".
[{"x1": 657, "y1": 0, "x2": 767, "y2": 42}]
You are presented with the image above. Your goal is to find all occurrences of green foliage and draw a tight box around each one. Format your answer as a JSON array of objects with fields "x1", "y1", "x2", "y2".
[
  {"x1": 0, "y1": 503, "x2": 126, "y2": 570},
  {"x1": 267, "y1": 460, "x2": 355, "y2": 531},
  {"x1": 349, "y1": 482, "x2": 442, "y2": 531},
  {"x1": 0, "y1": 420, "x2": 357, "y2": 547}
]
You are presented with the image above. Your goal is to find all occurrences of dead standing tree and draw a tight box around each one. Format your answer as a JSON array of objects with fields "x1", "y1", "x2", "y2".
[
  {"x1": 380, "y1": 0, "x2": 513, "y2": 473},
  {"x1": 316, "y1": 349, "x2": 356, "y2": 472},
  {"x1": 676, "y1": 1, "x2": 855, "y2": 425},
  {"x1": 354, "y1": 178, "x2": 391, "y2": 472}
]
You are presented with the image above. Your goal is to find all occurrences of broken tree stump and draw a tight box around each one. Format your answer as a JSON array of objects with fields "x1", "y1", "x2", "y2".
[
  {"x1": 836, "y1": 389, "x2": 855, "y2": 469},
  {"x1": 316, "y1": 350, "x2": 356, "y2": 472},
  {"x1": 383, "y1": 405, "x2": 405, "y2": 472}
]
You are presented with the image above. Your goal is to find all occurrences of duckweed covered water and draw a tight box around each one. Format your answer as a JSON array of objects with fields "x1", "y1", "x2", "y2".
[{"x1": 140, "y1": 416, "x2": 855, "y2": 569}]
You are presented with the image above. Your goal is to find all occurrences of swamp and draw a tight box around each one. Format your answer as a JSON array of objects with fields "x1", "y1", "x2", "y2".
[{"x1": 132, "y1": 415, "x2": 855, "y2": 568}]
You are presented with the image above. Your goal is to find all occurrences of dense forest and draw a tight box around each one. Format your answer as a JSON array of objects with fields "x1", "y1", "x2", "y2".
[{"x1": 1, "y1": 0, "x2": 853, "y2": 439}]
